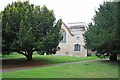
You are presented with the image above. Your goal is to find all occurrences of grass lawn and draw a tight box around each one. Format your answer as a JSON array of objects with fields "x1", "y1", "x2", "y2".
[
  {"x1": 2, "y1": 53, "x2": 98, "y2": 64},
  {"x1": 33, "y1": 55, "x2": 98, "y2": 64},
  {"x1": 2, "y1": 53, "x2": 119, "y2": 78},
  {"x1": 2, "y1": 60, "x2": 118, "y2": 78}
]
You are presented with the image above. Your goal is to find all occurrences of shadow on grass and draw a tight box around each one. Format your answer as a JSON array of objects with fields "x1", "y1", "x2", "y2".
[
  {"x1": 2, "y1": 55, "x2": 119, "y2": 70},
  {"x1": 2, "y1": 58, "x2": 51, "y2": 69},
  {"x1": 96, "y1": 59, "x2": 119, "y2": 67},
  {"x1": 2, "y1": 55, "x2": 97, "y2": 69}
]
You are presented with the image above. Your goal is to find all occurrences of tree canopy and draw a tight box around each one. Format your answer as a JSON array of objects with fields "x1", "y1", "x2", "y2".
[
  {"x1": 83, "y1": 1, "x2": 120, "y2": 61},
  {"x1": 2, "y1": 1, "x2": 62, "y2": 60}
]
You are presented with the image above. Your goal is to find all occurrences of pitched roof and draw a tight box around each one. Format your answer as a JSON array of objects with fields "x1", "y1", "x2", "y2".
[{"x1": 62, "y1": 22, "x2": 74, "y2": 36}]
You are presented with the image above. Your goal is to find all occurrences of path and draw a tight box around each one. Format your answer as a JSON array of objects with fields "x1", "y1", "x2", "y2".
[{"x1": 1, "y1": 59, "x2": 108, "y2": 72}]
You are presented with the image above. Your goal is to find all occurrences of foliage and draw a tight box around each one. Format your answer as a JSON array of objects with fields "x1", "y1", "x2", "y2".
[
  {"x1": 83, "y1": 2, "x2": 120, "y2": 59},
  {"x1": 2, "y1": 1, "x2": 62, "y2": 60}
]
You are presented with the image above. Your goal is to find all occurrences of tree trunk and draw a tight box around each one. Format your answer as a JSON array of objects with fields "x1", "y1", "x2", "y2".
[
  {"x1": 109, "y1": 54, "x2": 117, "y2": 61},
  {"x1": 26, "y1": 51, "x2": 33, "y2": 61}
]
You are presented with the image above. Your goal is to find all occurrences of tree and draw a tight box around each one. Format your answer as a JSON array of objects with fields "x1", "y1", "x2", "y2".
[
  {"x1": 2, "y1": 1, "x2": 62, "y2": 61},
  {"x1": 40, "y1": 19, "x2": 62, "y2": 55},
  {"x1": 83, "y1": 1, "x2": 120, "y2": 61}
]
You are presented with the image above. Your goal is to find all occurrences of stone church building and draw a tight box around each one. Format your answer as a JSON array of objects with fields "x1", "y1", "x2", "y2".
[{"x1": 56, "y1": 22, "x2": 87, "y2": 57}]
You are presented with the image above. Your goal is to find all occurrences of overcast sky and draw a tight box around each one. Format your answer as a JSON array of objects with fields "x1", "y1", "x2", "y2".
[{"x1": 0, "y1": 0, "x2": 110, "y2": 24}]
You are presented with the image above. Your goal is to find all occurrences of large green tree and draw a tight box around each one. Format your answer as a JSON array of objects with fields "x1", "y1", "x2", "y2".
[
  {"x1": 83, "y1": 1, "x2": 120, "y2": 61},
  {"x1": 2, "y1": 1, "x2": 62, "y2": 61}
]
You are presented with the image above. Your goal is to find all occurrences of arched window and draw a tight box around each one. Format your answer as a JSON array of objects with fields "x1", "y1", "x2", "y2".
[
  {"x1": 74, "y1": 44, "x2": 81, "y2": 51},
  {"x1": 60, "y1": 30, "x2": 66, "y2": 43}
]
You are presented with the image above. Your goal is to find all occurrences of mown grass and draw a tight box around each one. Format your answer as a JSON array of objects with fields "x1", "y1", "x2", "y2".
[
  {"x1": 33, "y1": 55, "x2": 98, "y2": 64},
  {"x1": 2, "y1": 60, "x2": 118, "y2": 78},
  {"x1": 2, "y1": 53, "x2": 98, "y2": 64},
  {"x1": 2, "y1": 53, "x2": 119, "y2": 78}
]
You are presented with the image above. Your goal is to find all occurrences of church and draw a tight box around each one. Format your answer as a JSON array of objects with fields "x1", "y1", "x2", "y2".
[{"x1": 56, "y1": 22, "x2": 87, "y2": 57}]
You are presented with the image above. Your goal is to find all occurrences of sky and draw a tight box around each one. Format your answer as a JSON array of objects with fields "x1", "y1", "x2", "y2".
[{"x1": 0, "y1": 0, "x2": 110, "y2": 24}]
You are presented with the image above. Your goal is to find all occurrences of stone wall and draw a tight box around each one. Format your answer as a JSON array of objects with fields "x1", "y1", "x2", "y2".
[{"x1": 56, "y1": 23, "x2": 87, "y2": 57}]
